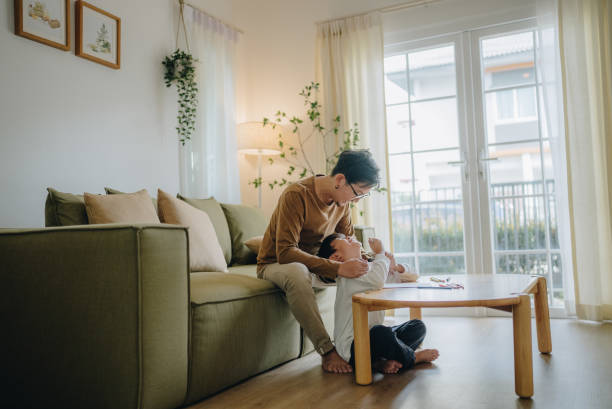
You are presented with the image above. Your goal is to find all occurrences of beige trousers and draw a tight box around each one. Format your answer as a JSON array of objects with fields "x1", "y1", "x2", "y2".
[{"x1": 258, "y1": 262, "x2": 334, "y2": 355}]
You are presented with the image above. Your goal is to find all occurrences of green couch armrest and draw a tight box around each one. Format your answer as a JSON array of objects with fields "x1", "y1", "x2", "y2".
[{"x1": 0, "y1": 224, "x2": 190, "y2": 409}]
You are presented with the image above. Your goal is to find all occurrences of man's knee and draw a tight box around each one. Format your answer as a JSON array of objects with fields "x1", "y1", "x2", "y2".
[{"x1": 281, "y1": 262, "x2": 311, "y2": 290}]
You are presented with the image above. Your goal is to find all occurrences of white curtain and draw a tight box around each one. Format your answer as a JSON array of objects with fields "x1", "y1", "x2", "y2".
[
  {"x1": 535, "y1": 0, "x2": 576, "y2": 314},
  {"x1": 179, "y1": 6, "x2": 241, "y2": 204},
  {"x1": 553, "y1": 0, "x2": 612, "y2": 320},
  {"x1": 315, "y1": 13, "x2": 391, "y2": 248}
]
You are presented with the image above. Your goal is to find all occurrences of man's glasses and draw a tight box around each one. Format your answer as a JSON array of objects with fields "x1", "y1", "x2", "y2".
[{"x1": 348, "y1": 183, "x2": 371, "y2": 200}]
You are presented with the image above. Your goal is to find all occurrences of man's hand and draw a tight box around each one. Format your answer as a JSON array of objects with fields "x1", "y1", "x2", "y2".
[
  {"x1": 337, "y1": 258, "x2": 368, "y2": 278},
  {"x1": 368, "y1": 237, "x2": 384, "y2": 254}
]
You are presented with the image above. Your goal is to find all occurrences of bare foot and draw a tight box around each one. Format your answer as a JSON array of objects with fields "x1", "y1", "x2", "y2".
[
  {"x1": 415, "y1": 349, "x2": 439, "y2": 364},
  {"x1": 373, "y1": 358, "x2": 403, "y2": 374},
  {"x1": 322, "y1": 349, "x2": 353, "y2": 373}
]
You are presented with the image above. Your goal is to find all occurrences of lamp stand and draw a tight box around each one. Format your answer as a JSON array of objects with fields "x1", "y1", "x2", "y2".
[{"x1": 257, "y1": 153, "x2": 262, "y2": 208}]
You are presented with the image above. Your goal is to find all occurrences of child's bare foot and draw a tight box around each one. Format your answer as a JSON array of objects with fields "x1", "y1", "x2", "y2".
[
  {"x1": 373, "y1": 358, "x2": 403, "y2": 374},
  {"x1": 415, "y1": 349, "x2": 439, "y2": 364},
  {"x1": 322, "y1": 349, "x2": 353, "y2": 373}
]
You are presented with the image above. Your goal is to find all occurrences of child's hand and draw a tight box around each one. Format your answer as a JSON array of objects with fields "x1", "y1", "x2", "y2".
[
  {"x1": 368, "y1": 237, "x2": 384, "y2": 254},
  {"x1": 385, "y1": 251, "x2": 398, "y2": 271}
]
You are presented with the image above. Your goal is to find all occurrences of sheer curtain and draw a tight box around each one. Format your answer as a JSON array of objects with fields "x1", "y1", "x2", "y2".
[
  {"x1": 535, "y1": 0, "x2": 576, "y2": 314},
  {"x1": 315, "y1": 13, "x2": 391, "y2": 248},
  {"x1": 179, "y1": 6, "x2": 241, "y2": 204},
  {"x1": 548, "y1": 0, "x2": 612, "y2": 320}
]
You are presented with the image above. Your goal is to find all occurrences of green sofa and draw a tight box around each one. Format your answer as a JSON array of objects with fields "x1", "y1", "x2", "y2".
[{"x1": 0, "y1": 192, "x2": 336, "y2": 409}]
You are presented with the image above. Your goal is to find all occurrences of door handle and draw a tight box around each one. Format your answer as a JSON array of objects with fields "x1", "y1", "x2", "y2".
[
  {"x1": 478, "y1": 156, "x2": 498, "y2": 177},
  {"x1": 447, "y1": 159, "x2": 468, "y2": 182},
  {"x1": 447, "y1": 160, "x2": 466, "y2": 166}
]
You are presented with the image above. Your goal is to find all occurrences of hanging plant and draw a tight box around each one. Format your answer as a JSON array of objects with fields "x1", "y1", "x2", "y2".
[{"x1": 163, "y1": 49, "x2": 198, "y2": 145}]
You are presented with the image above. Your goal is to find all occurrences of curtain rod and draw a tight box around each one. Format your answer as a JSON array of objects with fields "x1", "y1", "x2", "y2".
[
  {"x1": 315, "y1": 0, "x2": 442, "y2": 26},
  {"x1": 179, "y1": 0, "x2": 245, "y2": 34}
]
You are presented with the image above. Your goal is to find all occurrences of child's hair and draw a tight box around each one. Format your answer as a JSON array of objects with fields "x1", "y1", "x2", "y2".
[{"x1": 317, "y1": 233, "x2": 346, "y2": 259}]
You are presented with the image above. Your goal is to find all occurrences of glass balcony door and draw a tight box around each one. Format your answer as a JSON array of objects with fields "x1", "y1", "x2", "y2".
[
  {"x1": 384, "y1": 35, "x2": 476, "y2": 277},
  {"x1": 384, "y1": 20, "x2": 566, "y2": 306}
]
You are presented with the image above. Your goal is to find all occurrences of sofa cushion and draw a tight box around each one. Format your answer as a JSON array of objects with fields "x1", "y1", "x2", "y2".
[
  {"x1": 227, "y1": 264, "x2": 258, "y2": 278},
  {"x1": 158, "y1": 189, "x2": 227, "y2": 272},
  {"x1": 45, "y1": 188, "x2": 88, "y2": 226},
  {"x1": 105, "y1": 187, "x2": 158, "y2": 214},
  {"x1": 84, "y1": 190, "x2": 160, "y2": 224},
  {"x1": 244, "y1": 235, "x2": 263, "y2": 256},
  {"x1": 190, "y1": 272, "x2": 278, "y2": 304},
  {"x1": 221, "y1": 204, "x2": 268, "y2": 266},
  {"x1": 178, "y1": 195, "x2": 232, "y2": 265},
  {"x1": 187, "y1": 271, "x2": 300, "y2": 403}
]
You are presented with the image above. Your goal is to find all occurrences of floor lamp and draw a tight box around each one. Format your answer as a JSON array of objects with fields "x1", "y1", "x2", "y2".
[{"x1": 237, "y1": 121, "x2": 282, "y2": 208}]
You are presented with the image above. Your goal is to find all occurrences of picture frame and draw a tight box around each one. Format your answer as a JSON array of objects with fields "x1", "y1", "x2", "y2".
[
  {"x1": 75, "y1": 1, "x2": 120, "y2": 69},
  {"x1": 14, "y1": 0, "x2": 70, "y2": 51}
]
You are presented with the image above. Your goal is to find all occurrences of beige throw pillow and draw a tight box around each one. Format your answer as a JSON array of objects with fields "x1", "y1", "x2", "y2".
[
  {"x1": 157, "y1": 189, "x2": 227, "y2": 272},
  {"x1": 244, "y1": 236, "x2": 263, "y2": 255},
  {"x1": 84, "y1": 189, "x2": 159, "y2": 224}
]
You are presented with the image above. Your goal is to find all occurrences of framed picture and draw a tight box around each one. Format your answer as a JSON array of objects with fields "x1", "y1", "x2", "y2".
[
  {"x1": 75, "y1": 1, "x2": 120, "y2": 69},
  {"x1": 14, "y1": 0, "x2": 70, "y2": 51}
]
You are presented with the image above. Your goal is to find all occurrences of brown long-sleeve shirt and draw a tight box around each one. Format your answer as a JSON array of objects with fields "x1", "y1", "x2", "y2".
[{"x1": 257, "y1": 176, "x2": 355, "y2": 279}]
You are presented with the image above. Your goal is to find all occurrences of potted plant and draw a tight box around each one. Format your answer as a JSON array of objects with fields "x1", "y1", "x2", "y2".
[{"x1": 162, "y1": 49, "x2": 198, "y2": 145}]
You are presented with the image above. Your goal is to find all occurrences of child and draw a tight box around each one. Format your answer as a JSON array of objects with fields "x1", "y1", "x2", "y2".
[
  {"x1": 311, "y1": 236, "x2": 418, "y2": 288},
  {"x1": 317, "y1": 233, "x2": 439, "y2": 374}
]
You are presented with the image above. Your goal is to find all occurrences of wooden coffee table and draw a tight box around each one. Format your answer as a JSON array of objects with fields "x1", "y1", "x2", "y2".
[{"x1": 351, "y1": 274, "x2": 552, "y2": 398}]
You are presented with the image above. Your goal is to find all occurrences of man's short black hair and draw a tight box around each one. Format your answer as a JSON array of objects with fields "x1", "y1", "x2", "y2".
[
  {"x1": 317, "y1": 233, "x2": 346, "y2": 259},
  {"x1": 331, "y1": 150, "x2": 380, "y2": 188}
]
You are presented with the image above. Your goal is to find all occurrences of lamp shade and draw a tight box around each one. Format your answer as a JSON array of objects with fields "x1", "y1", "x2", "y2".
[{"x1": 237, "y1": 121, "x2": 282, "y2": 155}]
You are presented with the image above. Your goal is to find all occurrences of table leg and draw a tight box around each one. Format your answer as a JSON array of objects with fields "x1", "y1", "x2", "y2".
[
  {"x1": 352, "y1": 301, "x2": 372, "y2": 385},
  {"x1": 410, "y1": 307, "x2": 422, "y2": 320},
  {"x1": 512, "y1": 294, "x2": 534, "y2": 398},
  {"x1": 534, "y1": 277, "x2": 552, "y2": 353}
]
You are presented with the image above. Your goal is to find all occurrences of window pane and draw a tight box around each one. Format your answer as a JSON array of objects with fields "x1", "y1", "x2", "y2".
[
  {"x1": 389, "y1": 153, "x2": 413, "y2": 193},
  {"x1": 413, "y1": 150, "x2": 462, "y2": 196},
  {"x1": 517, "y1": 87, "x2": 536, "y2": 117},
  {"x1": 551, "y1": 253, "x2": 564, "y2": 306},
  {"x1": 394, "y1": 256, "x2": 416, "y2": 274},
  {"x1": 491, "y1": 196, "x2": 547, "y2": 250},
  {"x1": 416, "y1": 202, "x2": 464, "y2": 252},
  {"x1": 393, "y1": 213, "x2": 414, "y2": 254},
  {"x1": 389, "y1": 153, "x2": 414, "y2": 253},
  {"x1": 487, "y1": 141, "x2": 544, "y2": 186},
  {"x1": 408, "y1": 45, "x2": 456, "y2": 100},
  {"x1": 384, "y1": 55, "x2": 409, "y2": 105},
  {"x1": 482, "y1": 31, "x2": 535, "y2": 91},
  {"x1": 411, "y1": 97, "x2": 460, "y2": 151},
  {"x1": 485, "y1": 92, "x2": 539, "y2": 143},
  {"x1": 496, "y1": 89, "x2": 514, "y2": 119},
  {"x1": 412, "y1": 149, "x2": 465, "y2": 257},
  {"x1": 495, "y1": 253, "x2": 548, "y2": 275},
  {"x1": 548, "y1": 190, "x2": 559, "y2": 249},
  {"x1": 418, "y1": 255, "x2": 465, "y2": 275},
  {"x1": 386, "y1": 104, "x2": 411, "y2": 154}
]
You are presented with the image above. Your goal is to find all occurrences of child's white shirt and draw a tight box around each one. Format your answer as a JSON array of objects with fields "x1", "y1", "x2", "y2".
[{"x1": 333, "y1": 253, "x2": 390, "y2": 363}]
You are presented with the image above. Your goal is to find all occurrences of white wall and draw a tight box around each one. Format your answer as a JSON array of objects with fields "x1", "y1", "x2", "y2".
[
  {"x1": 229, "y1": 0, "x2": 400, "y2": 214},
  {"x1": 0, "y1": 0, "x2": 537, "y2": 226},
  {"x1": 228, "y1": 0, "x2": 535, "y2": 214},
  {"x1": 0, "y1": 0, "x2": 193, "y2": 227}
]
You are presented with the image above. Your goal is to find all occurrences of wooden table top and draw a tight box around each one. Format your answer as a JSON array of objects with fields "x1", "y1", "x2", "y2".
[{"x1": 352, "y1": 274, "x2": 540, "y2": 309}]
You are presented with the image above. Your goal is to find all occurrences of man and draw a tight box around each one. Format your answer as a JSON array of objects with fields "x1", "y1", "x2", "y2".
[{"x1": 257, "y1": 149, "x2": 380, "y2": 373}]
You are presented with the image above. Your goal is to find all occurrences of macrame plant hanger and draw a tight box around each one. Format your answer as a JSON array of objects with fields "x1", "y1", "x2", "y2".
[{"x1": 176, "y1": 0, "x2": 191, "y2": 53}]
